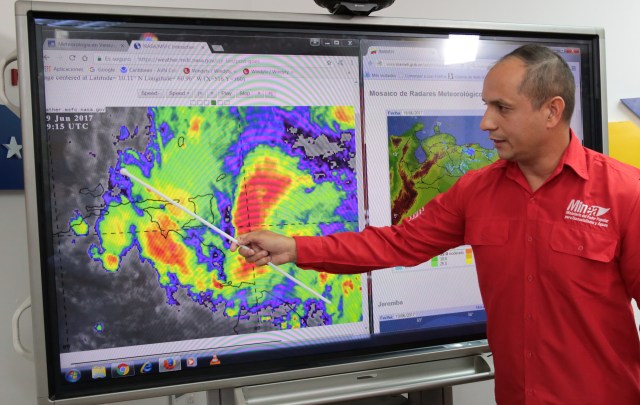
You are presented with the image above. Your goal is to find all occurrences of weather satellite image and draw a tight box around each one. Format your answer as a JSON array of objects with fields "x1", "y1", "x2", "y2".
[{"x1": 47, "y1": 105, "x2": 363, "y2": 352}]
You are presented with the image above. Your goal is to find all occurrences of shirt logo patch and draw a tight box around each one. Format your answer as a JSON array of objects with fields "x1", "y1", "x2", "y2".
[{"x1": 564, "y1": 199, "x2": 610, "y2": 228}]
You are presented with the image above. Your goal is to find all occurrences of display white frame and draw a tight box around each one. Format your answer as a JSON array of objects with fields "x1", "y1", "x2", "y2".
[{"x1": 15, "y1": 1, "x2": 606, "y2": 403}]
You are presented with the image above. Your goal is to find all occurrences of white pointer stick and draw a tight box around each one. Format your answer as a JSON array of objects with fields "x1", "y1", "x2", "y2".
[{"x1": 119, "y1": 168, "x2": 331, "y2": 305}]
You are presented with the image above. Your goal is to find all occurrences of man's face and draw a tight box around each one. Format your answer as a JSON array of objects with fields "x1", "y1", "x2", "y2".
[{"x1": 480, "y1": 58, "x2": 551, "y2": 164}]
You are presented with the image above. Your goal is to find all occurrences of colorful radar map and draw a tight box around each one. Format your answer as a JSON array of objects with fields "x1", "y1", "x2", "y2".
[
  {"x1": 50, "y1": 106, "x2": 361, "y2": 351},
  {"x1": 388, "y1": 115, "x2": 498, "y2": 224}
]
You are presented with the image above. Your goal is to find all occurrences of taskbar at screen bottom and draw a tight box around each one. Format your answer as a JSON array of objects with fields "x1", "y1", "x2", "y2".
[
  {"x1": 57, "y1": 323, "x2": 487, "y2": 390},
  {"x1": 53, "y1": 324, "x2": 486, "y2": 401},
  {"x1": 61, "y1": 352, "x2": 223, "y2": 384}
]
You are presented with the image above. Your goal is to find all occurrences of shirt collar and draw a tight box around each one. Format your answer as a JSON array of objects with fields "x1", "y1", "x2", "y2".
[
  {"x1": 559, "y1": 129, "x2": 589, "y2": 181},
  {"x1": 503, "y1": 129, "x2": 589, "y2": 184}
]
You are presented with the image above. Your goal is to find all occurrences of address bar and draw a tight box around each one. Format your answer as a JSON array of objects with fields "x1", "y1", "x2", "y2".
[
  {"x1": 379, "y1": 59, "x2": 494, "y2": 69},
  {"x1": 379, "y1": 60, "x2": 444, "y2": 68},
  {"x1": 95, "y1": 54, "x2": 262, "y2": 65},
  {"x1": 97, "y1": 55, "x2": 345, "y2": 68}
]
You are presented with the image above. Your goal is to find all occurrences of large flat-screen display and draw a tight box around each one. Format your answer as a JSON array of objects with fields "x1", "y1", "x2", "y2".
[{"x1": 16, "y1": 1, "x2": 606, "y2": 403}]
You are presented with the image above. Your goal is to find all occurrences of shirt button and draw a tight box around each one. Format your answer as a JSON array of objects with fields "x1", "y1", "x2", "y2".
[
  {"x1": 526, "y1": 389, "x2": 533, "y2": 396},
  {"x1": 526, "y1": 314, "x2": 533, "y2": 320},
  {"x1": 527, "y1": 275, "x2": 534, "y2": 282},
  {"x1": 529, "y1": 198, "x2": 535, "y2": 204},
  {"x1": 526, "y1": 351, "x2": 533, "y2": 358},
  {"x1": 527, "y1": 235, "x2": 533, "y2": 242},
  {"x1": 577, "y1": 245, "x2": 584, "y2": 252}
]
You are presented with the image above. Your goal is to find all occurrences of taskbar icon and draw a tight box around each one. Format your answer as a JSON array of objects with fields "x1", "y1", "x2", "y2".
[
  {"x1": 91, "y1": 365, "x2": 107, "y2": 379},
  {"x1": 64, "y1": 369, "x2": 81, "y2": 383},
  {"x1": 111, "y1": 361, "x2": 135, "y2": 378},
  {"x1": 139, "y1": 361, "x2": 155, "y2": 374},
  {"x1": 159, "y1": 356, "x2": 182, "y2": 372}
]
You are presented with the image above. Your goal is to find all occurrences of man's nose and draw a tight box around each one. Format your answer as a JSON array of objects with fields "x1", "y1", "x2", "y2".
[{"x1": 479, "y1": 110, "x2": 495, "y2": 131}]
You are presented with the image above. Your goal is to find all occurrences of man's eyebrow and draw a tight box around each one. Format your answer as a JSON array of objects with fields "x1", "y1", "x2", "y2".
[{"x1": 483, "y1": 98, "x2": 512, "y2": 106}]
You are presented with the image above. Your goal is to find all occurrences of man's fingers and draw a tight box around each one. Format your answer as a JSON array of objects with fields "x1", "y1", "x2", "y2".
[
  {"x1": 232, "y1": 231, "x2": 279, "y2": 265},
  {"x1": 249, "y1": 250, "x2": 271, "y2": 265},
  {"x1": 238, "y1": 245, "x2": 255, "y2": 256},
  {"x1": 255, "y1": 255, "x2": 271, "y2": 267},
  {"x1": 238, "y1": 246, "x2": 271, "y2": 265}
]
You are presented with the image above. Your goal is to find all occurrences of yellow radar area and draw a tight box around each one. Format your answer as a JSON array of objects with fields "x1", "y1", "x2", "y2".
[{"x1": 69, "y1": 212, "x2": 89, "y2": 236}]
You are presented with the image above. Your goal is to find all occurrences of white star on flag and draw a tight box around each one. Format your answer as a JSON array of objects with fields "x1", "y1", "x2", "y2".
[{"x1": 3, "y1": 136, "x2": 22, "y2": 159}]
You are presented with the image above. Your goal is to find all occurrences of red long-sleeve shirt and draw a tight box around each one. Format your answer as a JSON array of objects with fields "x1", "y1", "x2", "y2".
[{"x1": 295, "y1": 134, "x2": 640, "y2": 405}]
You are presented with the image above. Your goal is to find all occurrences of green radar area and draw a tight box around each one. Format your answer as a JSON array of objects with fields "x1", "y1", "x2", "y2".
[{"x1": 388, "y1": 115, "x2": 498, "y2": 224}]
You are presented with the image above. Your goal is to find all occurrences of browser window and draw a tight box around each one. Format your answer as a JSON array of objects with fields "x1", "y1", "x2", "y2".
[
  {"x1": 361, "y1": 39, "x2": 585, "y2": 333},
  {"x1": 41, "y1": 35, "x2": 369, "y2": 372}
]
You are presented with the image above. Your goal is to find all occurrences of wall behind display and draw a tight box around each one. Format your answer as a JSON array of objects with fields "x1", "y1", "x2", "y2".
[{"x1": 1, "y1": 0, "x2": 639, "y2": 404}]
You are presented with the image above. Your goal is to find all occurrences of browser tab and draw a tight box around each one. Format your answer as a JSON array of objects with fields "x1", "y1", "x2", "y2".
[
  {"x1": 44, "y1": 39, "x2": 129, "y2": 51},
  {"x1": 366, "y1": 46, "x2": 440, "y2": 60},
  {"x1": 128, "y1": 41, "x2": 212, "y2": 54},
  {"x1": 209, "y1": 44, "x2": 225, "y2": 52}
]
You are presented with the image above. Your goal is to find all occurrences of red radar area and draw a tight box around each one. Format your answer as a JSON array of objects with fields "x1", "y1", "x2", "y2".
[{"x1": 233, "y1": 157, "x2": 292, "y2": 234}]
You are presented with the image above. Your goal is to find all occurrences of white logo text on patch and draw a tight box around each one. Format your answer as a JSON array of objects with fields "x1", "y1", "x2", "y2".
[{"x1": 564, "y1": 199, "x2": 610, "y2": 228}]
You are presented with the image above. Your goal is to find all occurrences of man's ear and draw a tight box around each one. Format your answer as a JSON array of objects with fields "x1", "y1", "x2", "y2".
[{"x1": 545, "y1": 96, "x2": 566, "y2": 127}]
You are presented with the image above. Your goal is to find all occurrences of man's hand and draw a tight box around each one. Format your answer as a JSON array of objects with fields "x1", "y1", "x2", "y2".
[{"x1": 230, "y1": 230, "x2": 297, "y2": 267}]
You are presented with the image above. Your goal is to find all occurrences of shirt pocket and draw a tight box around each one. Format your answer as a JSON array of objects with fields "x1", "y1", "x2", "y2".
[
  {"x1": 464, "y1": 218, "x2": 509, "y2": 246},
  {"x1": 549, "y1": 224, "x2": 618, "y2": 263}
]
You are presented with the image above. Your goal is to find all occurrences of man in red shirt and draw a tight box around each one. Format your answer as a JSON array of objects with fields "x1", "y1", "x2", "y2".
[{"x1": 232, "y1": 45, "x2": 640, "y2": 404}]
